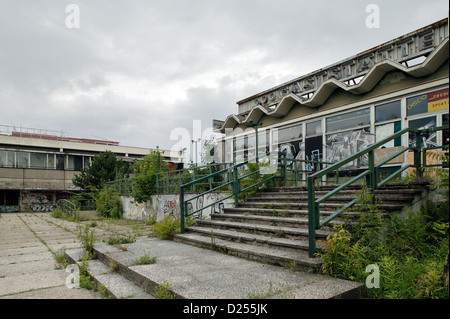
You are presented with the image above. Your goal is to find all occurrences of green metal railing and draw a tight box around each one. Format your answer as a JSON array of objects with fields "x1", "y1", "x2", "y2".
[
  {"x1": 107, "y1": 163, "x2": 230, "y2": 195},
  {"x1": 179, "y1": 152, "x2": 284, "y2": 232},
  {"x1": 56, "y1": 199, "x2": 77, "y2": 218},
  {"x1": 307, "y1": 125, "x2": 449, "y2": 257}
]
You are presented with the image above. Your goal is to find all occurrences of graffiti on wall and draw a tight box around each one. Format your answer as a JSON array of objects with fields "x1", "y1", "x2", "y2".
[
  {"x1": 121, "y1": 192, "x2": 233, "y2": 222},
  {"x1": 22, "y1": 192, "x2": 56, "y2": 212},
  {"x1": 326, "y1": 129, "x2": 375, "y2": 169}
]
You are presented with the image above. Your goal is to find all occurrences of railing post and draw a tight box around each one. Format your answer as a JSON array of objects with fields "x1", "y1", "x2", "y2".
[
  {"x1": 368, "y1": 150, "x2": 376, "y2": 195},
  {"x1": 180, "y1": 187, "x2": 186, "y2": 233},
  {"x1": 415, "y1": 132, "x2": 423, "y2": 179},
  {"x1": 233, "y1": 165, "x2": 239, "y2": 207},
  {"x1": 307, "y1": 176, "x2": 317, "y2": 258}
]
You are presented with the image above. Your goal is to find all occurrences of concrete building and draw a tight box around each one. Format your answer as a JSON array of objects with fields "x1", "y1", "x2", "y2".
[
  {"x1": 216, "y1": 18, "x2": 449, "y2": 180},
  {"x1": 0, "y1": 125, "x2": 184, "y2": 212}
]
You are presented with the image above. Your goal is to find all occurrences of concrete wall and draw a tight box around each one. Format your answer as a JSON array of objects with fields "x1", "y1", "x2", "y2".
[
  {"x1": 121, "y1": 192, "x2": 234, "y2": 221},
  {"x1": 0, "y1": 168, "x2": 78, "y2": 191}
]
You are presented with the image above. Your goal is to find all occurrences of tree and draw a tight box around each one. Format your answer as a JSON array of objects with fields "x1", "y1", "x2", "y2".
[
  {"x1": 72, "y1": 151, "x2": 130, "y2": 190},
  {"x1": 132, "y1": 150, "x2": 169, "y2": 203}
]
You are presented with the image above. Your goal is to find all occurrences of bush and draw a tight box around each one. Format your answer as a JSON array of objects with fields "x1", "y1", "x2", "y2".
[
  {"x1": 95, "y1": 186, "x2": 123, "y2": 218},
  {"x1": 152, "y1": 214, "x2": 180, "y2": 239},
  {"x1": 317, "y1": 191, "x2": 449, "y2": 299}
]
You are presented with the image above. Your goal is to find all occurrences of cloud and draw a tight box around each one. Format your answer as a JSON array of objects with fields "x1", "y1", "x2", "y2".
[{"x1": 0, "y1": 0, "x2": 448, "y2": 157}]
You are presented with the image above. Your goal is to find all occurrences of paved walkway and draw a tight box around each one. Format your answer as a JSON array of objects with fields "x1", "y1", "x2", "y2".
[{"x1": 0, "y1": 212, "x2": 152, "y2": 299}]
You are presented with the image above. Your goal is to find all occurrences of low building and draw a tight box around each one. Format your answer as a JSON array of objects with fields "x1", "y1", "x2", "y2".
[
  {"x1": 0, "y1": 126, "x2": 185, "y2": 212},
  {"x1": 216, "y1": 18, "x2": 449, "y2": 180}
]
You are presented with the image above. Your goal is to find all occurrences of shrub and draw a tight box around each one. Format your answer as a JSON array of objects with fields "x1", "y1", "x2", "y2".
[
  {"x1": 152, "y1": 215, "x2": 180, "y2": 239},
  {"x1": 95, "y1": 186, "x2": 123, "y2": 218}
]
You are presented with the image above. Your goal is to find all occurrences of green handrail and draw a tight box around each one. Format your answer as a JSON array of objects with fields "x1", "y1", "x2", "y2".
[
  {"x1": 307, "y1": 125, "x2": 449, "y2": 257},
  {"x1": 180, "y1": 153, "x2": 285, "y2": 232}
]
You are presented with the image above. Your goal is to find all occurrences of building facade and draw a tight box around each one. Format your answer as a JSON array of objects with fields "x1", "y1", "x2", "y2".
[
  {"x1": 0, "y1": 126, "x2": 185, "y2": 212},
  {"x1": 217, "y1": 19, "x2": 449, "y2": 180}
]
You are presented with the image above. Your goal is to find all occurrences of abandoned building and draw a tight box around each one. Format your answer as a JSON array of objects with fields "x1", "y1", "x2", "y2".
[
  {"x1": 0, "y1": 126, "x2": 185, "y2": 212},
  {"x1": 215, "y1": 18, "x2": 449, "y2": 180}
]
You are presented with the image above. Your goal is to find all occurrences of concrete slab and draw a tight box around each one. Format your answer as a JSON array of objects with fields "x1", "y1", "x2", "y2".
[{"x1": 84, "y1": 237, "x2": 364, "y2": 299}]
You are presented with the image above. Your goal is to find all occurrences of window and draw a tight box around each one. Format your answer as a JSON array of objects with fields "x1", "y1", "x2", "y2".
[
  {"x1": 375, "y1": 100, "x2": 401, "y2": 123},
  {"x1": 376, "y1": 121, "x2": 402, "y2": 147},
  {"x1": 30, "y1": 153, "x2": 46, "y2": 169},
  {"x1": 408, "y1": 116, "x2": 436, "y2": 148},
  {"x1": 406, "y1": 94, "x2": 428, "y2": 116},
  {"x1": 326, "y1": 108, "x2": 370, "y2": 132},
  {"x1": 68, "y1": 155, "x2": 83, "y2": 171},
  {"x1": 16, "y1": 152, "x2": 29, "y2": 168},
  {"x1": 277, "y1": 123, "x2": 302, "y2": 143},
  {"x1": 306, "y1": 120, "x2": 322, "y2": 136},
  {"x1": 0, "y1": 151, "x2": 14, "y2": 168},
  {"x1": 56, "y1": 154, "x2": 65, "y2": 170}
]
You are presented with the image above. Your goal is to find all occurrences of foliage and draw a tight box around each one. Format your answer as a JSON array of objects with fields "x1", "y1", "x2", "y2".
[
  {"x1": 132, "y1": 254, "x2": 157, "y2": 265},
  {"x1": 77, "y1": 224, "x2": 96, "y2": 254},
  {"x1": 154, "y1": 281, "x2": 177, "y2": 299},
  {"x1": 152, "y1": 214, "x2": 180, "y2": 239},
  {"x1": 238, "y1": 162, "x2": 277, "y2": 202},
  {"x1": 73, "y1": 150, "x2": 131, "y2": 190},
  {"x1": 317, "y1": 189, "x2": 449, "y2": 299},
  {"x1": 95, "y1": 186, "x2": 123, "y2": 218},
  {"x1": 51, "y1": 207, "x2": 64, "y2": 219},
  {"x1": 106, "y1": 235, "x2": 135, "y2": 245},
  {"x1": 132, "y1": 151, "x2": 169, "y2": 203}
]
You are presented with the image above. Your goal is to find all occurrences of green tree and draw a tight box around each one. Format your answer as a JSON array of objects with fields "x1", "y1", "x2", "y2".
[
  {"x1": 72, "y1": 151, "x2": 130, "y2": 190},
  {"x1": 132, "y1": 150, "x2": 169, "y2": 203}
]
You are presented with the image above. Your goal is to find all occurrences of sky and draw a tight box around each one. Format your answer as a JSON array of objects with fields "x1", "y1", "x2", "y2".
[{"x1": 0, "y1": 0, "x2": 448, "y2": 161}]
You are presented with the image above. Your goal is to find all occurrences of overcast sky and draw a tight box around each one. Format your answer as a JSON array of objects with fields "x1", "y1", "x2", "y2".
[{"x1": 0, "y1": 1, "x2": 448, "y2": 158}]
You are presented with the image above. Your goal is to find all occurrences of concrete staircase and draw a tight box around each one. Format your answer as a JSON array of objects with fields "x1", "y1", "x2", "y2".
[{"x1": 172, "y1": 182, "x2": 428, "y2": 271}]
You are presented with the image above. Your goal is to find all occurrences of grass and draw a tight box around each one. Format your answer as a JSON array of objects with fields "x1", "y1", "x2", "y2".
[{"x1": 132, "y1": 253, "x2": 157, "y2": 265}]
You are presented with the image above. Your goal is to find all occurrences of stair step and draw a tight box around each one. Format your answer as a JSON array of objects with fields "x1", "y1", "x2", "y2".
[
  {"x1": 185, "y1": 226, "x2": 313, "y2": 252},
  {"x1": 172, "y1": 231, "x2": 322, "y2": 270},
  {"x1": 65, "y1": 248, "x2": 155, "y2": 299},
  {"x1": 211, "y1": 213, "x2": 311, "y2": 228},
  {"x1": 239, "y1": 201, "x2": 405, "y2": 211},
  {"x1": 196, "y1": 219, "x2": 331, "y2": 240}
]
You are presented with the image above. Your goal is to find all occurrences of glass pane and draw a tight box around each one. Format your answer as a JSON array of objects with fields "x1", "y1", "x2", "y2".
[
  {"x1": 375, "y1": 100, "x2": 401, "y2": 123},
  {"x1": 306, "y1": 120, "x2": 322, "y2": 136},
  {"x1": 278, "y1": 123, "x2": 302, "y2": 143},
  {"x1": 30, "y1": 153, "x2": 46, "y2": 169},
  {"x1": 56, "y1": 154, "x2": 65, "y2": 170},
  {"x1": 48, "y1": 154, "x2": 55, "y2": 169},
  {"x1": 326, "y1": 108, "x2": 370, "y2": 132},
  {"x1": 443, "y1": 113, "x2": 449, "y2": 147},
  {"x1": 375, "y1": 121, "x2": 401, "y2": 147},
  {"x1": 406, "y1": 94, "x2": 428, "y2": 116},
  {"x1": 326, "y1": 128, "x2": 374, "y2": 169},
  {"x1": 0, "y1": 151, "x2": 7, "y2": 167},
  {"x1": 16, "y1": 152, "x2": 29, "y2": 168},
  {"x1": 408, "y1": 116, "x2": 436, "y2": 148}
]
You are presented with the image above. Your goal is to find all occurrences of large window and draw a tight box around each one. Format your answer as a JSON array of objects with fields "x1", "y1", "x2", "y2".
[
  {"x1": 30, "y1": 153, "x2": 46, "y2": 169},
  {"x1": 375, "y1": 100, "x2": 401, "y2": 148},
  {"x1": 272, "y1": 123, "x2": 303, "y2": 164},
  {"x1": 408, "y1": 116, "x2": 436, "y2": 148},
  {"x1": 326, "y1": 108, "x2": 370, "y2": 132}
]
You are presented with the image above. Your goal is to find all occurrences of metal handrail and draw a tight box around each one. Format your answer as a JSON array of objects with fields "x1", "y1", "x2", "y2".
[
  {"x1": 180, "y1": 152, "x2": 285, "y2": 232},
  {"x1": 307, "y1": 125, "x2": 449, "y2": 257},
  {"x1": 56, "y1": 199, "x2": 77, "y2": 218}
]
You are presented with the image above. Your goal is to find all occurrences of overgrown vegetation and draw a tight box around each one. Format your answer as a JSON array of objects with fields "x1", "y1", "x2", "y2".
[
  {"x1": 154, "y1": 281, "x2": 177, "y2": 299},
  {"x1": 95, "y1": 186, "x2": 123, "y2": 218},
  {"x1": 73, "y1": 150, "x2": 132, "y2": 190},
  {"x1": 317, "y1": 184, "x2": 449, "y2": 299},
  {"x1": 132, "y1": 151, "x2": 168, "y2": 203}
]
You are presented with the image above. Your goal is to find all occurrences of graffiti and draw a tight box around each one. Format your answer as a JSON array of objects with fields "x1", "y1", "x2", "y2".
[
  {"x1": 0, "y1": 205, "x2": 20, "y2": 213},
  {"x1": 326, "y1": 129, "x2": 375, "y2": 169},
  {"x1": 22, "y1": 192, "x2": 56, "y2": 212},
  {"x1": 120, "y1": 192, "x2": 233, "y2": 221}
]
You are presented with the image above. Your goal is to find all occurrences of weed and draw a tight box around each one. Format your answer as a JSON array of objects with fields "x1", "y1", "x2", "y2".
[
  {"x1": 152, "y1": 215, "x2": 180, "y2": 239},
  {"x1": 154, "y1": 281, "x2": 177, "y2": 299},
  {"x1": 132, "y1": 254, "x2": 157, "y2": 265},
  {"x1": 77, "y1": 224, "x2": 96, "y2": 254},
  {"x1": 107, "y1": 235, "x2": 136, "y2": 245}
]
